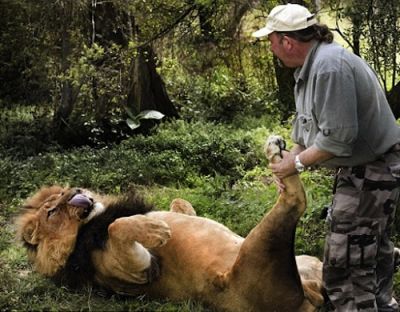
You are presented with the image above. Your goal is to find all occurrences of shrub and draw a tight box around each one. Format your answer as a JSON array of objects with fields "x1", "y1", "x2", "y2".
[
  {"x1": 121, "y1": 120, "x2": 259, "y2": 184},
  {"x1": 0, "y1": 119, "x2": 260, "y2": 201},
  {"x1": 161, "y1": 58, "x2": 276, "y2": 122}
]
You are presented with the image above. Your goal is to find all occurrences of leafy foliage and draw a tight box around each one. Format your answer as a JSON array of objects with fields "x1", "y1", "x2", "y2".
[
  {"x1": 0, "y1": 0, "x2": 285, "y2": 147},
  {"x1": 0, "y1": 119, "x2": 260, "y2": 200},
  {"x1": 325, "y1": 0, "x2": 400, "y2": 91},
  {"x1": 160, "y1": 57, "x2": 279, "y2": 122},
  {"x1": 126, "y1": 110, "x2": 165, "y2": 130}
]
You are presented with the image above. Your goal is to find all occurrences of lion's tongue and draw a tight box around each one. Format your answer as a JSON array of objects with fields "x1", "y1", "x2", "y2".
[{"x1": 68, "y1": 194, "x2": 92, "y2": 209}]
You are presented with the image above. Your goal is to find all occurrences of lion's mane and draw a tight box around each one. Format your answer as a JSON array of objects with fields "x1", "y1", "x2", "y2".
[{"x1": 51, "y1": 191, "x2": 156, "y2": 289}]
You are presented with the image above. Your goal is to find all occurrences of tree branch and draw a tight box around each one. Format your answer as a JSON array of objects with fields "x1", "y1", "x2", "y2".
[
  {"x1": 135, "y1": 4, "x2": 196, "y2": 49},
  {"x1": 332, "y1": 14, "x2": 355, "y2": 53}
]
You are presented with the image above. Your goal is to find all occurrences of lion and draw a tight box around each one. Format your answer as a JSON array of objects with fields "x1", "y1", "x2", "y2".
[{"x1": 16, "y1": 136, "x2": 324, "y2": 312}]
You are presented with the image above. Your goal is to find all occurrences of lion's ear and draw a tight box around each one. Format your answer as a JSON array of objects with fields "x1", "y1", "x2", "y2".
[{"x1": 24, "y1": 185, "x2": 64, "y2": 210}]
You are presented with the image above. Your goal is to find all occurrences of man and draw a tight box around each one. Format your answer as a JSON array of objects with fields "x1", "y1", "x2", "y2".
[{"x1": 252, "y1": 3, "x2": 400, "y2": 312}]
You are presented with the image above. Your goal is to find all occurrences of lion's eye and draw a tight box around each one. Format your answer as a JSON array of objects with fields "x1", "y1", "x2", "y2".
[{"x1": 47, "y1": 208, "x2": 57, "y2": 219}]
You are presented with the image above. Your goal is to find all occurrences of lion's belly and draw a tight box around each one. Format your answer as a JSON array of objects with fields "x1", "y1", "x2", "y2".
[{"x1": 145, "y1": 211, "x2": 244, "y2": 299}]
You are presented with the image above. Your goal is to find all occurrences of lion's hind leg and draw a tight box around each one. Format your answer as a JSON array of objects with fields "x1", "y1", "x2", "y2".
[
  {"x1": 170, "y1": 198, "x2": 196, "y2": 216},
  {"x1": 217, "y1": 136, "x2": 308, "y2": 310}
]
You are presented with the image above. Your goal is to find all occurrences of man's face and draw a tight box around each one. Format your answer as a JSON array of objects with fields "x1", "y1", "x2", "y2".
[{"x1": 267, "y1": 32, "x2": 296, "y2": 68}]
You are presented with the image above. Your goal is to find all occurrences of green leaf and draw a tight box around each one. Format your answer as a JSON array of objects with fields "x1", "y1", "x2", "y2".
[
  {"x1": 137, "y1": 110, "x2": 165, "y2": 120},
  {"x1": 126, "y1": 118, "x2": 141, "y2": 130},
  {"x1": 125, "y1": 107, "x2": 136, "y2": 120}
]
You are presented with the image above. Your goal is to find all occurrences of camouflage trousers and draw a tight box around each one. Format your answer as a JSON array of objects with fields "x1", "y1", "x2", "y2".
[{"x1": 323, "y1": 149, "x2": 400, "y2": 312}]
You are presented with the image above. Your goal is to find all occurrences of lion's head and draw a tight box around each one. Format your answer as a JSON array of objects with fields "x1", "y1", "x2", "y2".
[{"x1": 16, "y1": 186, "x2": 97, "y2": 276}]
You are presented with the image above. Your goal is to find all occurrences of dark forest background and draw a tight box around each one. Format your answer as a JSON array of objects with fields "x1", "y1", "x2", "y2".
[{"x1": 0, "y1": 0, "x2": 399, "y2": 154}]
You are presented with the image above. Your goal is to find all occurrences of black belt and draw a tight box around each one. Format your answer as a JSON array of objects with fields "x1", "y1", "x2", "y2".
[{"x1": 335, "y1": 143, "x2": 400, "y2": 173}]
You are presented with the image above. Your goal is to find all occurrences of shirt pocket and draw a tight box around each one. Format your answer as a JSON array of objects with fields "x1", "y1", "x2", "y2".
[
  {"x1": 298, "y1": 113, "x2": 313, "y2": 133},
  {"x1": 298, "y1": 113, "x2": 317, "y2": 148}
]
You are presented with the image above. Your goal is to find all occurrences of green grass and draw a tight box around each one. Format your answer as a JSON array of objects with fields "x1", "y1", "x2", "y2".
[{"x1": 1, "y1": 117, "x2": 399, "y2": 311}]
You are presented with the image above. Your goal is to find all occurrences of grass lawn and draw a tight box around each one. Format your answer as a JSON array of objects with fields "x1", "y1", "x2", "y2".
[{"x1": 1, "y1": 118, "x2": 399, "y2": 311}]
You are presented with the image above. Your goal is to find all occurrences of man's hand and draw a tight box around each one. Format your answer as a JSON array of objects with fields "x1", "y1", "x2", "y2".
[
  {"x1": 272, "y1": 176, "x2": 286, "y2": 193},
  {"x1": 269, "y1": 151, "x2": 298, "y2": 193},
  {"x1": 270, "y1": 150, "x2": 298, "y2": 179},
  {"x1": 269, "y1": 144, "x2": 335, "y2": 192}
]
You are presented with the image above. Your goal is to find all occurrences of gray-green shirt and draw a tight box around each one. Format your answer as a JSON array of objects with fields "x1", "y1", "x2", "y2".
[{"x1": 291, "y1": 41, "x2": 400, "y2": 168}]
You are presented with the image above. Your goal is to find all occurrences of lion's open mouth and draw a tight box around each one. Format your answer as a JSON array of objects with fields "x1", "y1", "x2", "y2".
[{"x1": 68, "y1": 193, "x2": 94, "y2": 219}]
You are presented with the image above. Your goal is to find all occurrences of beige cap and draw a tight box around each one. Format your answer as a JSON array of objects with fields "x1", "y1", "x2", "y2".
[{"x1": 252, "y1": 4, "x2": 317, "y2": 38}]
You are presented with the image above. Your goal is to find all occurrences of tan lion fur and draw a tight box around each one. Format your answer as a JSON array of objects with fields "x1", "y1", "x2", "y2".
[
  {"x1": 16, "y1": 136, "x2": 324, "y2": 311},
  {"x1": 16, "y1": 186, "x2": 92, "y2": 276}
]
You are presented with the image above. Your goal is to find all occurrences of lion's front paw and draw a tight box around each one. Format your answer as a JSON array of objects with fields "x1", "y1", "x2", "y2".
[
  {"x1": 109, "y1": 215, "x2": 171, "y2": 249},
  {"x1": 136, "y1": 216, "x2": 171, "y2": 248},
  {"x1": 264, "y1": 135, "x2": 286, "y2": 162}
]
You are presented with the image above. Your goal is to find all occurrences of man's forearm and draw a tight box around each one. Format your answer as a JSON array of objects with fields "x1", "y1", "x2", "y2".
[
  {"x1": 297, "y1": 145, "x2": 335, "y2": 167},
  {"x1": 290, "y1": 144, "x2": 306, "y2": 156},
  {"x1": 270, "y1": 144, "x2": 335, "y2": 180}
]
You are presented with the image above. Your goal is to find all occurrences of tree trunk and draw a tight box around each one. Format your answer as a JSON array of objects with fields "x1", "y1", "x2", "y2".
[
  {"x1": 198, "y1": 4, "x2": 214, "y2": 42},
  {"x1": 53, "y1": 1, "x2": 77, "y2": 133},
  {"x1": 90, "y1": 1, "x2": 132, "y2": 124},
  {"x1": 349, "y1": 0, "x2": 364, "y2": 56},
  {"x1": 223, "y1": 0, "x2": 259, "y2": 38},
  {"x1": 273, "y1": 57, "x2": 295, "y2": 121},
  {"x1": 387, "y1": 81, "x2": 400, "y2": 119},
  {"x1": 127, "y1": 45, "x2": 179, "y2": 118}
]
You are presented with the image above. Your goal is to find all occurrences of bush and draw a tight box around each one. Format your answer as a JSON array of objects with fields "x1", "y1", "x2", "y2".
[
  {"x1": 0, "y1": 119, "x2": 260, "y2": 202},
  {"x1": 121, "y1": 120, "x2": 259, "y2": 184},
  {"x1": 161, "y1": 59, "x2": 277, "y2": 122}
]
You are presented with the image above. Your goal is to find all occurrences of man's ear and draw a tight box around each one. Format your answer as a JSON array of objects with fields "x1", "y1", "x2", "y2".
[{"x1": 282, "y1": 36, "x2": 294, "y2": 50}]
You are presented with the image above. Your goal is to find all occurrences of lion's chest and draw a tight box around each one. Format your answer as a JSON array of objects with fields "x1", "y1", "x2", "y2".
[{"x1": 146, "y1": 211, "x2": 243, "y2": 297}]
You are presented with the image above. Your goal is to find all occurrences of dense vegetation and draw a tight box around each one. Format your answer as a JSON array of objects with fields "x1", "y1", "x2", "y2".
[
  {"x1": 1, "y1": 115, "x2": 400, "y2": 311},
  {"x1": 1, "y1": 0, "x2": 400, "y2": 311},
  {"x1": 0, "y1": 116, "x2": 332, "y2": 311}
]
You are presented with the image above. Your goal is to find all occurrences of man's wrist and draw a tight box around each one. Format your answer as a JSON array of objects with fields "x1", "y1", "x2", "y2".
[{"x1": 294, "y1": 154, "x2": 306, "y2": 173}]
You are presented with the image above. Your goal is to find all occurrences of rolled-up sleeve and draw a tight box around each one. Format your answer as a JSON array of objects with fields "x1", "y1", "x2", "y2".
[{"x1": 312, "y1": 71, "x2": 358, "y2": 156}]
